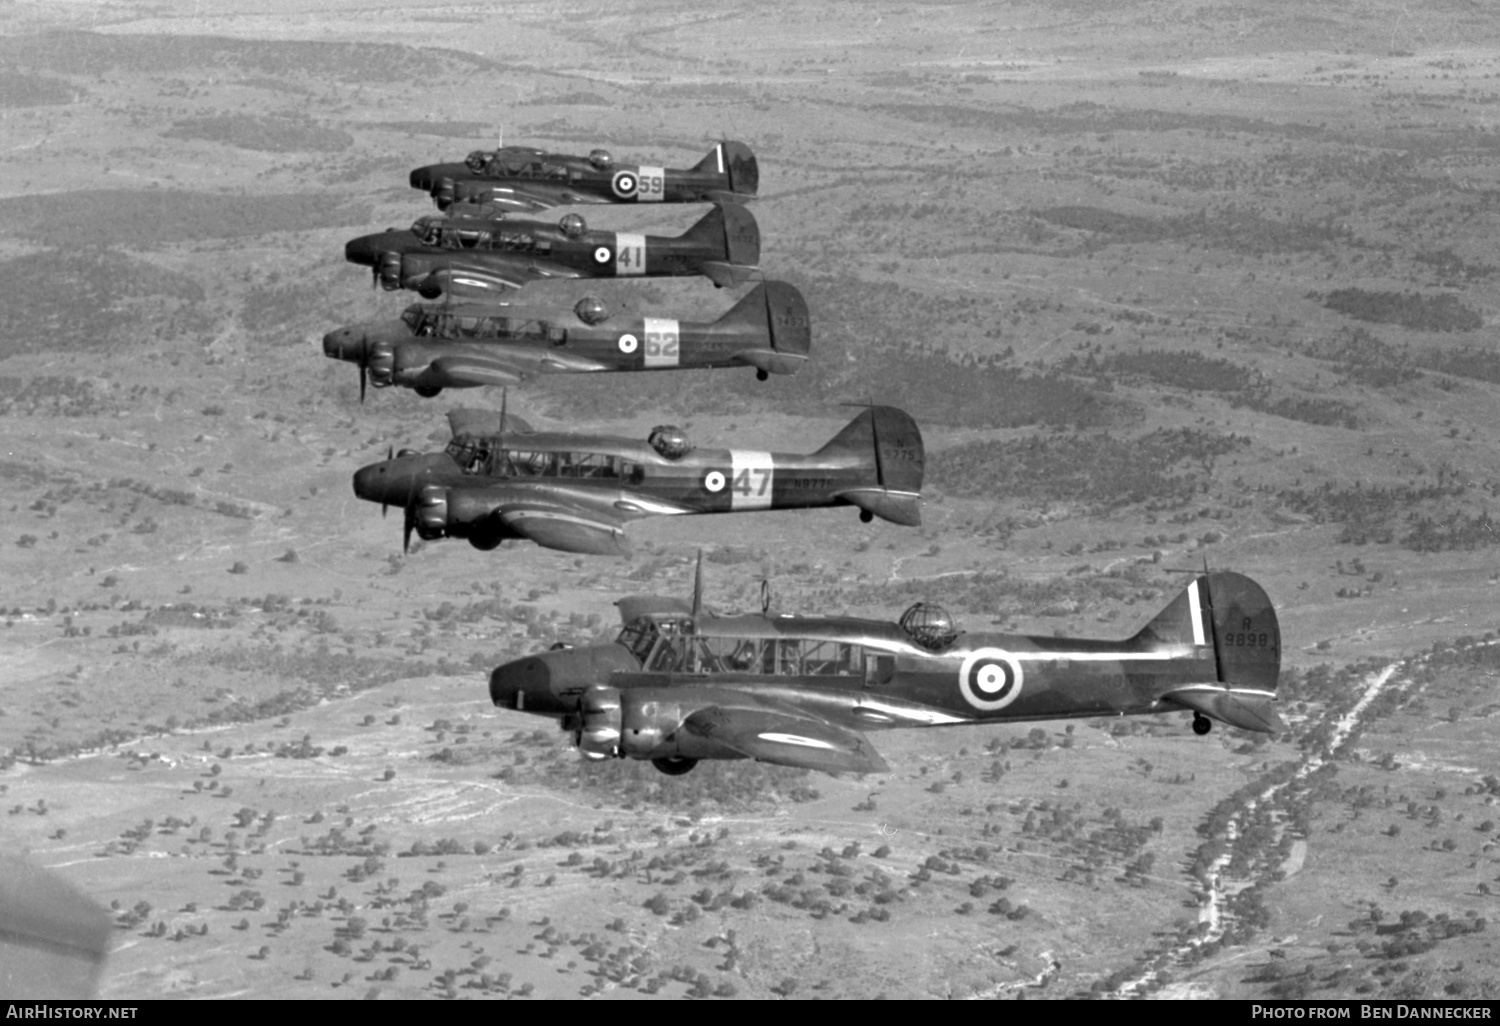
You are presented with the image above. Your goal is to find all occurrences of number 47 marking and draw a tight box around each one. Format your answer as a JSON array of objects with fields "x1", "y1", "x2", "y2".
[{"x1": 733, "y1": 467, "x2": 770, "y2": 496}]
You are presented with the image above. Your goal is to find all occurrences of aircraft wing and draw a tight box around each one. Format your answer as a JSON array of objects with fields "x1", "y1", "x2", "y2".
[
  {"x1": 684, "y1": 703, "x2": 889, "y2": 774},
  {"x1": 432, "y1": 258, "x2": 584, "y2": 299},
  {"x1": 497, "y1": 500, "x2": 633, "y2": 556},
  {"x1": 462, "y1": 184, "x2": 608, "y2": 214},
  {"x1": 423, "y1": 355, "x2": 529, "y2": 389}
]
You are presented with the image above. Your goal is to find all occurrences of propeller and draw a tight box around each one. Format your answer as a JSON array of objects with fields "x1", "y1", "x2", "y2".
[
  {"x1": 359, "y1": 359, "x2": 368, "y2": 403},
  {"x1": 402, "y1": 499, "x2": 416, "y2": 554},
  {"x1": 381, "y1": 446, "x2": 393, "y2": 517}
]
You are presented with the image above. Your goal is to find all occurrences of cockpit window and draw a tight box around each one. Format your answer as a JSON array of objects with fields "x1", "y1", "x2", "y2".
[
  {"x1": 638, "y1": 635, "x2": 859, "y2": 676},
  {"x1": 465, "y1": 151, "x2": 488, "y2": 172},
  {"x1": 446, "y1": 439, "x2": 492, "y2": 474},
  {"x1": 616, "y1": 619, "x2": 657, "y2": 662}
]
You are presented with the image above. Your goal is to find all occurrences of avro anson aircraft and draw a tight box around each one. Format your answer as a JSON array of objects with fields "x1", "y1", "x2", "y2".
[
  {"x1": 353, "y1": 405, "x2": 923, "y2": 556},
  {"x1": 344, "y1": 204, "x2": 759, "y2": 299},
  {"x1": 323, "y1": 281, "x2": 810, "y2": 399},
  {"x1": 489, "y1": 567, "x2": 1283, "y2": 776},
  {"x1": 409, "y1": 140, "x2": 758, "y2": 213}
]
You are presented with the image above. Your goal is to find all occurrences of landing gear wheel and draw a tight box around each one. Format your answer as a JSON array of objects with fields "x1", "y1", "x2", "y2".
[
  {"x1": 756, "y1": 369, "x2": 768, "y2": 381},
  {"x1": 1192, "y1": 713, "x2": 1212, "y2": 736},
  {"x1": 469, "y1": 532, "x2": 503, "y2": 551},
  {"x1": 652, "y1": 756, "x2": 698, "y2": 776},
  {"x1": 859, "y1": 509, "x2": 874, "y2": 523},
  {"x1": 414, "y1": 386, "x2": 442, "y2": 398}
]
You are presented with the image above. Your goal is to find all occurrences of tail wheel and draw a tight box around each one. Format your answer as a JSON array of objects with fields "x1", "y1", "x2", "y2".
[{"x1": 652, "y1": 756, "x2": 697, "y2": 776}]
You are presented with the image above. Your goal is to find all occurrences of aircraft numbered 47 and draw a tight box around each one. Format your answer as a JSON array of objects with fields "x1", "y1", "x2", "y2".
[{"x1": 353, "y1": 405, "x2": 924, "y2": 556}]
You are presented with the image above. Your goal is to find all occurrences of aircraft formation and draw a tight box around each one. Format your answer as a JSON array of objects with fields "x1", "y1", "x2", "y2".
[{"x1": 329, "y1": 137, "x2": 1284, "y2": 777}]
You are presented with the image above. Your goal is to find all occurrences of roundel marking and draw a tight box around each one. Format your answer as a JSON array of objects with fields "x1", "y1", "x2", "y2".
[
  {"x1": 593, "y1": 245, "x2": 612, "y2": 265},
  {"x1": 610, "y1": 170, "x2": 638, "y2": 198},
  {"x1": 957, "y1": 647, "x2": 1024, "y2": 712},
  {"x1": 703, "y1": 470, "x2": 726, "y2": 493},
  {"x1": 618, "y1": 333, "x2": 639, "y2": 354}
]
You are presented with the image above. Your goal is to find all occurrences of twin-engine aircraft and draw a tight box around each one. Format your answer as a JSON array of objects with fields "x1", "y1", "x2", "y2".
[
  {"x1": 352, "y1": 406, "x2": 924, "y2": 556},
  {"x1": 489, "y1": 567, "x2": 1284, "y2": 776},
  {"x1": 344, "y1": 204, "x2": 760, "y2": 299},
  {"x1": 409, "y1": 141, "x2": 758, "y2": 213},
  {"x1": 323, "y1": 281, "x2": 810, "y2": 399}
]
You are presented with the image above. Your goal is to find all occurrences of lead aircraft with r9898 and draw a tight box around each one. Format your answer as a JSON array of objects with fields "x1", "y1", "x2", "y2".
[{"x1": 489, "y1": 566, "x2": 1283, "y2": 776}]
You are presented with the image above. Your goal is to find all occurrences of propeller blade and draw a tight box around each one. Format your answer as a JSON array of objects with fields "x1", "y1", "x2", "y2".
[
  {"x1": 359, "y1": 363, "x2": 368, "y2": 403},
  {"x1": 403, "y1": 502, "x2": 415, "y2": 554}
]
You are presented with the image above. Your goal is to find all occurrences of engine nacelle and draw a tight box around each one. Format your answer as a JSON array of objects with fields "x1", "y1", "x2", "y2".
[
  {"x1": 434, "y1": 176, "x2": 455, "y2": 208},
  {"x1": 569, "y1": 688, "x2": 697, "y2": 762},
  {"x1": 414, "y1": 484, "x2": 449, "y2": 540},
  {"x1": 414, "y1": 487, "x2": 506, "y2": 542},
  {"x1": 366, "y1": 341, "x2": 395, "y2": 387},
  {"x1": 575, "y1": 685, "x2": 622, "y2": 758},
  {"x1": 378, "y1": 251, "x2": 404, "y2": 291}
]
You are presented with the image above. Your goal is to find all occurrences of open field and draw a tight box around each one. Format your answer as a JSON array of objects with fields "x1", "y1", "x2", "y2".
[{"x1": 2, "y1": 0, "x2": 1499, "y2": 999}]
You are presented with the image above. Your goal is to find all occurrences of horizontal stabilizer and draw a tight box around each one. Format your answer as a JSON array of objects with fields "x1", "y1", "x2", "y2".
[
  {"x1": 1161, "y1": 684, "x2": 1286, "y2": 734},
  {"x1": 684, "y1": 705, "x2": 888, "y2": 775},
  {"x1": 733, "y1": 348, "x2": 807, "y2": 377},
  {"x1": 832, "y1": 487, "x2": 922, "y2": 527},
  {"x1": 701, "y1": 260, "x2": 762, "y2": 288}
]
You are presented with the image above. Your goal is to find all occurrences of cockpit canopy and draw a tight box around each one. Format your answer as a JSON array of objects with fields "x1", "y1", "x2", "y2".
[
  {"x1": 588, "y1": 148, "x2": 613, "y2": 170},
  {"x1": 464, "y1": 150, "x2": 488, "y2": 172},
  {"x1": 558, "y1": 213, "x2": 587, "y2": 239},
  {"x1": 573, "y1": 296, "x2": 609, "y2": 325},
  {"x1": 648, "y1": 425, "x2": 691, "y2": 461},
  {"x1": 898, "y1": 602, "x2": 958, "y2": 651},
  {"x1": 614, "y1": 615, "x2": 865, "y2": 678}
]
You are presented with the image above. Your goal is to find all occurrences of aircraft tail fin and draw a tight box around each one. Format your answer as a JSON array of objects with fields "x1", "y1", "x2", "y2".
[
  {"x1": 693, "y1": 141, "x2": 758, "y2": 199},
  {"x1": 1138, "y1": 573, "x2": 1284, "y2": 732},
  {"x1": 818, "y1": 406, "x2": 924, "y2": 526},
  {"x1": 682, "y1": 202, "x2": 760, "y2": 271},
  {"x1": 711, "y1": 281, "x2": 810, "y2": 375}
]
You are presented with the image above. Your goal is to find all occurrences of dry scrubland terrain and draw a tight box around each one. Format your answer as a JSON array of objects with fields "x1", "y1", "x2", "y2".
[{"x1": 3, "y1": 0, "x2": 1500, "y2": 1000}]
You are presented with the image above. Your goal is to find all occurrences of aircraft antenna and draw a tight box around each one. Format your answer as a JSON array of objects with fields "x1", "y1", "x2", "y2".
[
  {"x1": 498, "y1": 387, "x2": 508, "y2": 450},
  {"x1": 859, "y1": 398, "x2": 885, "y2": 489},
  {"x1": 691, "y1": 550, "x2": 704, "y2": 618},
  {"x1": 759, "y1": 579, "x2": 771, "y2": 615}
]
